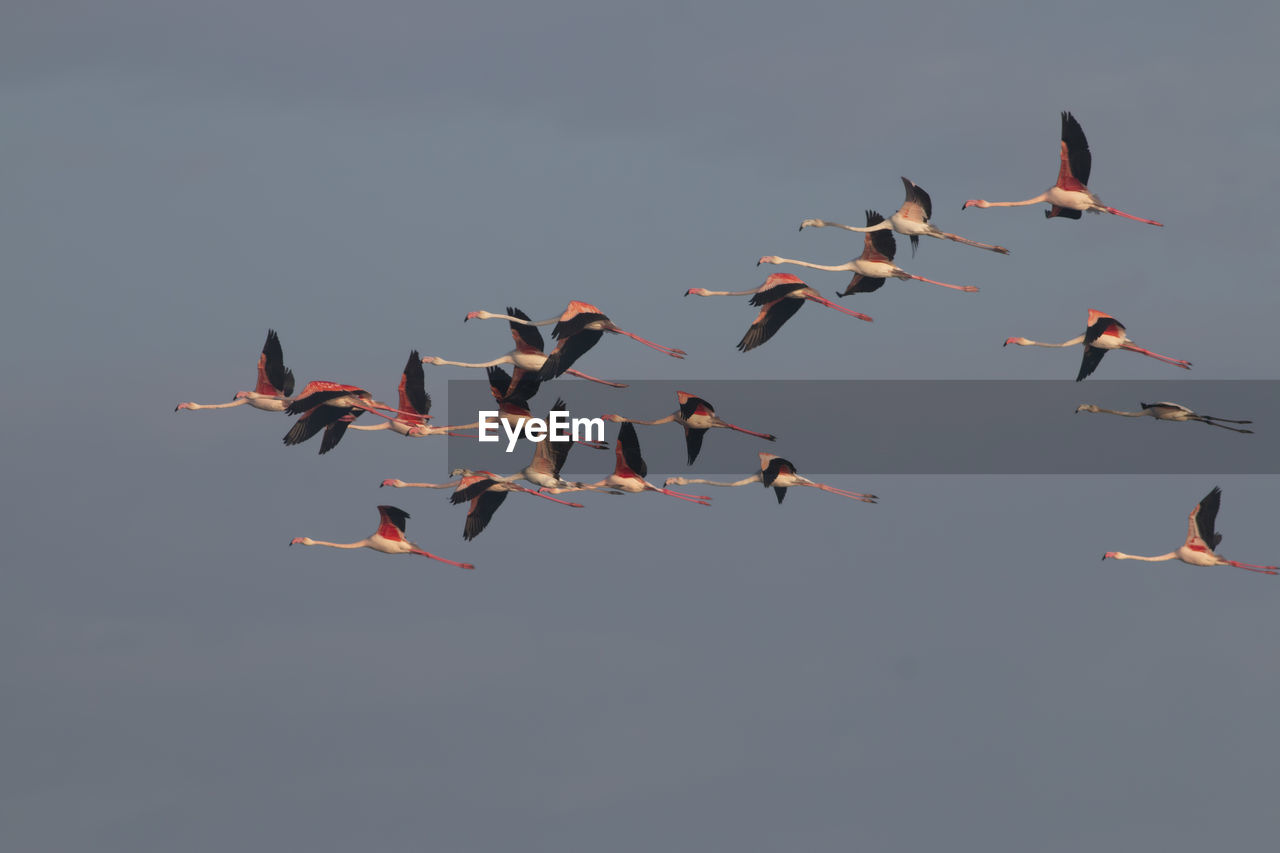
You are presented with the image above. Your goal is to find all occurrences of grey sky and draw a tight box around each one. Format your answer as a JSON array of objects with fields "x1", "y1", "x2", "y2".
[{"x1": 4, "y1": 3, "x2": 1280, "y2": 851}]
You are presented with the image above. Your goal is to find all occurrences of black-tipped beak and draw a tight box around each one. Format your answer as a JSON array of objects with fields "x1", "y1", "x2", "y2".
[{"x1": 1099, "y1": 554, "x2": 1106, "y2": 560}]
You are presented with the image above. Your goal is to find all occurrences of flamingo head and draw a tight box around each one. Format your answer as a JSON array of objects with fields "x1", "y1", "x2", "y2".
[
  {"x1": 685, "y1": 288, "x2": 706, "y2": 297},
  {"x1": 289, "y1": 537, "x2": 313, "y2": 546},
  {"x1": 1101, "y1": 552, "x2": 1117, "y2": 560},
  {"x1": 600, "y1": 414, "x2": 625, "y2": 423},
  {"x1": 757, "y1": 256, "x2": 779, "y2": 266},
  {"x1": 463, "y1": 310, "x2": 492, "y2": 322},
  {"x1": 961, "y1": 199, "x2": 989, "y2": 210},
  {"x1": 380, "y1": 479, "x2": 404, "y2": 488},
  {"x1": 1003, "y1": 337, "x2": 1026, "y2": 347},
  {"x1": 1075, "y1": 404, "x2": 1099, "y2": 414}
]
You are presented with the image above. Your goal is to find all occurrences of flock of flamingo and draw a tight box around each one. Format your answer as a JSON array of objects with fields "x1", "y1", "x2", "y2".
[{"x1": 175, "y1": 112, "x2": 1275, "y2": 576}]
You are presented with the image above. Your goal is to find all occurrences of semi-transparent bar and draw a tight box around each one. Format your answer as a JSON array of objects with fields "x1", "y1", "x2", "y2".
[{"x1": 445, "y1": 380, "x2": 1278, "y2": 475}]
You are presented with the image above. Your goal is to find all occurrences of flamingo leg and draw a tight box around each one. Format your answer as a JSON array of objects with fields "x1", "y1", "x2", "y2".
[
  {"x1": 1120, "y1": 344, "x2": 1192, "y2": 370},
  {"x1": 609, "y1": 329, "x2": 687, "y2": 358},
  {"x1": 511, "y1": 487, "x2": 585, "y2": 508},
  {"x1": 812, "y1": 483, "x2": 878, "y2": 503},
  {"x1": 906, "y1": 275, "x2": 979, "y2": 293},
  {"x1": 722, "y1": 423, "x2": 777, "y2": 441},
  {"x1": 1223, "y1": 560, "x2": 1279, "y2": 575},
  {"x1": 564, "y1": 368, "x2": 629, "y2": 388},
  {"x1": 653, "y1": 488, "x2": 712, "y2": 505},
  {"x1": 804, "y1": 294, "x2": 874, "y2": 322},
  {"x1": 938, "y1": 231, "x2": 1011, "y2": 254},
  {"x1": 1104, "y1": 207, "x2": 1164, "y2": 227},
  {"x1": 409, "y1": 548, "x2": 476, "y2": 570}
]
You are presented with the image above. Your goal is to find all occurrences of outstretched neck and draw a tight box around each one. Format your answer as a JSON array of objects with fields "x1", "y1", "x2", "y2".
[
  {"x1": 1005, "y1": 335, "x2": 1086, "y2": 348},
  {"x1": 1105, "y1": 551, "x2": 1178, "y2": 562}
]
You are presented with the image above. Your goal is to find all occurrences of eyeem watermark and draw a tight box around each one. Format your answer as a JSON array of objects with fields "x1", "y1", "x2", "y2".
[{"x1": 477, "y1": 410, "x2": 606, "y2": 452}]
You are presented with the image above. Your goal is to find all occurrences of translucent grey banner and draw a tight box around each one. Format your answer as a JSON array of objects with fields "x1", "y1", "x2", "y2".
[{"x1": 445, "y1": 380, "x2": 1280, "y2": 475}]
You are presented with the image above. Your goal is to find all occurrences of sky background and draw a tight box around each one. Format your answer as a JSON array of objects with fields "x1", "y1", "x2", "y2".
[{"x1": 4, "y1": 2, "x2": 1280, "y2": 850}]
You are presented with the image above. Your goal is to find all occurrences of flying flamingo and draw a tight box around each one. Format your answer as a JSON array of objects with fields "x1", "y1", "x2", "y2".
[
  {"x1": 289, "y1": 505, "x2": 475, "y2": 570},
  {"x1": 759, "y1": 211, "x2": 980, "y2": 295},
  {"x1": 424, "y1": 306, "x2": 627, "y2": 388},
  {"x1": 1075, "y1": 402, "x2": 1253, "y2": 433},
  {"x1": 685, "y1": 273, "x2": 873, "y2": 352},
  {"x1": 1004, "y1": 309, "x2": 1192, "y2": 381},
  {"x1": 507, "y1": 398, "x2": 623, "y2": 492},
  {"x1": 962, "y1": 111, "x2": 1164, "y2": 226},
  {"x1": 1102, "y1": 487, "x2": 1277, "y2": 576},
  {"x1": 282, "y1": 381, "x2": 402, "y2": 454},
  {"x1": 175, "y1": 329, "x2": 296, "y2": 412},
  {"x1": 801, "y1": 177, "x2": 1010, "y2": 255},
  {"x1": 347, "y1": 350, "x2": 471, "y2": 438},
  {"x1": 544, "y1": 422, "x2": 712, "y2": 505},
  {"x1": 665, "y1": 452, "x2": 877, "y2": 504},
  {"x1": 463, "y1": 302, "x2": 686, "y2": 380},
  {"x1": 381, "y1": 470, "x2": 584, "y2": 541},
  {"x1": 603, "y1": 391, "x2": 777, "y2": 465}
]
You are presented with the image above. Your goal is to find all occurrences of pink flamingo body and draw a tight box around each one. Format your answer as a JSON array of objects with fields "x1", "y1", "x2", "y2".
[
  {"x1": 962, "y1": 112, "x2": 1163, "y2": 226},
  {"x1": 175, "y1": 329, "x2": 296, "y2": 412},
  {"x1": 282, "y1": 381, "x2": 404, "y2": 454},
  {"x1": 760, "y1": 211, "x2": 979, "y2": 295},
  {"x1": 1004, "y1": 309, "x2": 1192, "y2": 381},
  {"x1": 348, "y1": 350, "x2": 471, "y2": 438},
  {"x1": 1103, "y1": 487, "x2": 1277, "y2": 575},
  {"x1": 686, "y1": 273, "x2": 873, "y2": 351},
  {"x1": 665, "y1": 452, "x2": 877, "y2": 504},
  {"x1": 425, "y1": 306, "x2": 627, "y2": 388},
  {"x1": 603, "y1": 391, "x2": 777, "y2": 465},
  {"x1": 802, "y1": 177, "x2": 1010, "y2": 255},
  {"x1": 1075, "y1": 402, "x2": 1252, "y2": 433},
  {"x1": 290, "y1": 505, "x2": 474, "y2": 569},
  {"x1": 545, "y1": 422, "x2": 712, "y2": 505},
  {"x1": 464, "y1": 301, "x2": 686, "y2": 380}
]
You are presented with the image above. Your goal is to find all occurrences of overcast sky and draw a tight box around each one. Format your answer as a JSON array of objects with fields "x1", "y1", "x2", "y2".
[{"x1": 4, "y1": 3, "x2": 1280, "y2": 851}]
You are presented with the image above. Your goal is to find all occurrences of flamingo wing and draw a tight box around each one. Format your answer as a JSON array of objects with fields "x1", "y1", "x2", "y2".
[
  {"x1": 683, "y1": 427, "x2": 708, "y2": 466},
  {"x1": 1189, "y1": 486, "x2": 1223, "y2": 551},
  {"x1": 862, "y1": 211, "x2": 896, "y2": 262},
  {"x1": 539, "y1": 329, "x2": 604, "y2": 380},
  {"x1": 257, "y1": 329, "x2": 295, "y2": 396},
  {"x1": 376, "y1": 505, "x2": 411, "y2": 541},
  {"x1": 507, "y1": 306, "x2": 544, "y2": 352},
  {"x1": 738, "y1": 298, "x2": 803, "y2": 352},
  {"x1": 463, "y1": 490, "x2": 508, "y2": 541},
  {"x1": 1076, "y1": 347, "x2": 1108, "y2": 381},
  {"x1": 615, "y1": 422, "x2": 648, "y2": 478},
  {"x1": 400, "y1": 350, "x2": 431, "y2": 418},
  {"x1": 900, "y1": 177, "x2": 932, "y2": 222},
  {"x1": 1059, "y1": 111, "x2": 1092, "y2": 189}
]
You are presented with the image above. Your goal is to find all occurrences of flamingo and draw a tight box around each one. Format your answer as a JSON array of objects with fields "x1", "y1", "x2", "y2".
[
  {"x1": 463, "y1": 302, "x2": 686, "y2": 380},
  {"x1": 544, "y1": 422, "x2": 712, "y2": 505},
  {"x1": 962, "y1": 111, "x2": 1164, "y2": 226},
  {"x1": 603, "y1": 391, "x2": 776, "y2": 465},
  {"x1": 424, "y1": 306, "x2": 628, "y2": 388},
  {"x1": 1075, "y1": 402, "x2": 1253, "y2": 433},
  {"x1": 289, "y1": 505, "x2": 475, "y2": 570},
  {"x1": 1102, "y1": 487, "x2": 1277, "y2": 576},
  {"x1": 507, "y1": 398, "x2": 623, "y2": 492},
  {"x1": 801, "y1": 177, "x2": 1010, "y2": 255},
  {"x1": 381, "y1": 471, "x2": 584, "y2": 541},
  {"x1": 282, "y1": 381, "x2": 401, "y2": 454},
  {"x1": 347, "y1": 350, "x2": 471, "y2": 438},
  {"x1": 759, "y1": 212, "x2": 979, "y2": 295},
  {"x1": 685, "y1": 273, "x2": 873, "y2": 352},
  {"x1": 665, "y1": 452, "x2": 877, "y2": 504},
  {"x1": 1004, "y1": 309, "x2": 1192, "y2": 381},
  {"x1": 175, "y1": 329, "x2": 296, "y2": 412}
]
